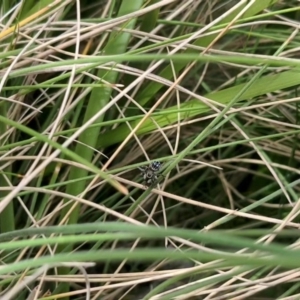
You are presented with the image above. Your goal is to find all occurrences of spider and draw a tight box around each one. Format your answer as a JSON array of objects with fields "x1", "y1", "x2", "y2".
[{"x1": 138, "y1": 161, "x2": 164, "y2": 187}]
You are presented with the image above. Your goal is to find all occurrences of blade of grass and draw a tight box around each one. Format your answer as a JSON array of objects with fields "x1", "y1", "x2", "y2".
[
  {"x1": 5, "y1": 53, "x2": 300, "y2": 80},
  {"x1": 56, "y1": 1, "x2": 144, "y2": 297},
  {"x1": 97, "y1": 68, "x2": 300, "y2": 148},
  {"x1": 0, "y1": 103, "x2": 15, "y2": 233},
  {"x1": 0, "y1": 226, "x2": 296, "y2": 256},
  {"x1": 61, "y1": 0, "x2": 143, "y2": 223},
  {"x1": 1, "y1": 247, "x2": 300, "y2": 277}
]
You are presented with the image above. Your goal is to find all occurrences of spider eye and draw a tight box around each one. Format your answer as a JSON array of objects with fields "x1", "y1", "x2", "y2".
[{"x1": 151, "y1": 161, "x2": 161, "y2": 171}]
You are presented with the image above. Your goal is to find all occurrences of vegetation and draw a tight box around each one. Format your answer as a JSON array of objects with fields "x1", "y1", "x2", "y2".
[{"x1": 1, "y1": 0, "x2": 300, "y2": 299}]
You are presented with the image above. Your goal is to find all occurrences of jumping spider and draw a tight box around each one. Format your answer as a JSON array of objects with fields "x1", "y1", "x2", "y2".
[{"x1": 138, "y1": 161, "x2": 164, "y2": 187}]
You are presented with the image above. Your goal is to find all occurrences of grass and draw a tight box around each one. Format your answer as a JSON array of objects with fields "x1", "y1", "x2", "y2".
[{"x1": 1, "y1": 0, "x2": 300, "y2": 299}]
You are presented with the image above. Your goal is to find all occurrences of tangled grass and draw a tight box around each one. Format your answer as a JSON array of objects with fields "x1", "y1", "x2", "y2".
[{"x1": 1, "y1": 0, "x2": 300, "y2": 299}]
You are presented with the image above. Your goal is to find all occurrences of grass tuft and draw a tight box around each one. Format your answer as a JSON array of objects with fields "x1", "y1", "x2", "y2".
[{"x1": 1, "y1": 0, "x2": 300, "y2": 299}]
